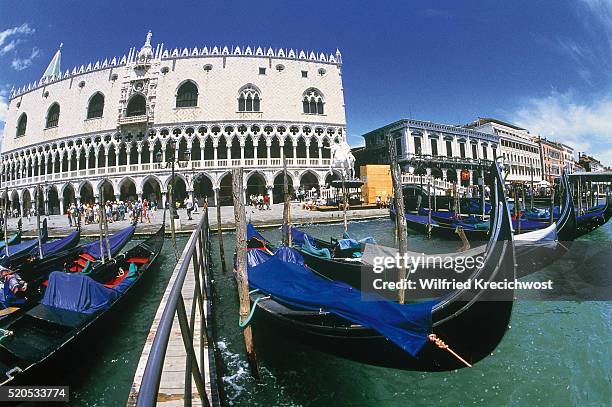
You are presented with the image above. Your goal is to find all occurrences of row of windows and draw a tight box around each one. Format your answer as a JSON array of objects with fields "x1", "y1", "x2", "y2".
[
  {"x1": 411, "y1": 137, "x2": 496, "y2": 160},
  {"x1": 500, "y1": 138, "x2": 538, "y2": 154},
  {"x1": 15, "y1": 81, "x2": 326, "y2": 137}
]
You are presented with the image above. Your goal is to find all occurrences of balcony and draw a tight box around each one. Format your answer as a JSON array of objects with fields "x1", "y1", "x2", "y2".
[
  {"x1": 118, "y1": 114, "x2": 149, "y2": 126},
  {"x1": 2, "y1": 157, "x2": 333, "y2": 189}
]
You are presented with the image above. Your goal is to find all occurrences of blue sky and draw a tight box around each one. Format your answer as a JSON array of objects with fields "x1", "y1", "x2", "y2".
[{"x1": 1, "y1": 0, "x2": 611, "y2": 164}]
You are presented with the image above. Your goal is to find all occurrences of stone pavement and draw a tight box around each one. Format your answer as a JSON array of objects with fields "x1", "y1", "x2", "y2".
[{"x1": 5, "y1": 204, "x2": 389, "y2": 237}]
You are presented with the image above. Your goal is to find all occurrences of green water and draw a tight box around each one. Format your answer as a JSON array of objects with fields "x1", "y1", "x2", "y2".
[
  {"x1": 63, "y1": 219, "x2": 610, "y2": 406},
  {"x1": 65, "y1": 237, "x2": 187, "y2": 406},
  {"x1": 211, "y1": 219, "x2": 611, "y2": 407}
]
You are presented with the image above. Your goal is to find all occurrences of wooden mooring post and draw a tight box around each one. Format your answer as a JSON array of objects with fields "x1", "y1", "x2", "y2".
[
  {"x1": 232, "y1": 168, "x2": 260, "y2": 379},
  {"x1": 214, "y1": 187, "x2": 226, "y2": 272},
  {"x1": 387, "y1": 135, "x2": 409, "y2": 304},
  {"x1": 283, "y1": 152, "x2": 292, "y2": 246}
]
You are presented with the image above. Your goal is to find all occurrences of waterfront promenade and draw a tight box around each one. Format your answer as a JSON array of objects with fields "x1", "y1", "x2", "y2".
[{"x1": 4, "y1": 204, "x2": 388, "y2": 237}]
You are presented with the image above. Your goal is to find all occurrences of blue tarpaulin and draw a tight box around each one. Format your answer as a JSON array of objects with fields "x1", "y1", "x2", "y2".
[
  {"x1": 282, "y1": 225, "x2": 316, "y2": 247},
  {"x1": 82, "y1": 225, "x2": 135, "y2": 258},
  {"x1": 247, "y1": 223, "x2": 269, "y2": 243},
  {"x1": 32, "y1": 230, "x2": 79, "y2": 257},
  {"x1": 248, "y1": 248, "x2": 434, "y2": 357},
  {"x1": 41, "y1": 271, "x2": 134, "y2": 314}
]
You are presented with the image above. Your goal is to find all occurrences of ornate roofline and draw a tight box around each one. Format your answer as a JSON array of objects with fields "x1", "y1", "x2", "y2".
[{"x1": 9, "y1": 36, "x2": 342, "y2": 101}]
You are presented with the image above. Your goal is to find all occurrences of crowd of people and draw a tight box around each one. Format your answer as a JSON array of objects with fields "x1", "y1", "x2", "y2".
[
  {"x1": 65, "y1": 199, "x2": 158, "y2": 227},
  {"x1": 249, "y1": 194, "x2": 271, "y2": 210}
]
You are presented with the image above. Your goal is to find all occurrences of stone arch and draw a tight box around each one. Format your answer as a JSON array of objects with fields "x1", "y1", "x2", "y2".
[
  {"x1": 270, "y1": 136, "x2": 281, "y2": 158},
  {"x1": 79, "y1": 181, "x2": 95, "y2": 205},
  {"x1": 167, "y1": 175, "x2": 188, "y2": 207},
  {"x1": 142, "y1": 175, "x2": 162, "y2": 204},
  {"x1": 230, "y1": 136, "x2": 241, "y2": 159},
  {"x1": 126, "y1": 93, "x2": 146, "y2": 117},
  {"x1": 203, "y1": 136, "x2": 214, "y2": 160},
  {"x1": 193, "y1": 173, "x2": 214, "y2": 206},
  {"x1": 62, "y1": 183, "x2": 76, "y2": 211},
  {"x1": 175, "y1": 79, "x2": 199, "y2": 107},
  {"x1": 87, "y1": 91, "x2": 105, "y2": 119},
  {"x1": 191, "y1": 136, "x2": 201, "y2": 161},
  {"x1": 47, "y1": 185, "x2": 60, "y2": 215},
  {"x1": 99, "y1": 179, "x2": 115, "y2": 203},
  {"x1": 119, "y1": 177, "x2": 137, "y2": 201},
  {"x1": 325, "y1": 170, "x2": 341, "y2": 186},
  {"x1": 217, "y1": 136, "x2": 228, "y2": 159},
  {"x1": 22, "y1": 189, "x2": 32, "y2": 212},
  {"x1": 300, "y1": 170, "x2": 321, "y2": 193},
  {"x1": 296, "y1": 136, "x2": 307, "y2": 158},
  {"x1": 218, "y1": 172, "x2": 233, "y2": 206},
  {"x1": 272, "y1": 171, "x2": 295, "y2": 204},
  {"x1": 244, "y1": 135, "x2": 255, "y2": 159},
  {"x1": 283, "y1": 137, "x2": 294, "y2": 158},
  {"x1": 246, "y1": 171, "x2": 267, "y2": 197}
]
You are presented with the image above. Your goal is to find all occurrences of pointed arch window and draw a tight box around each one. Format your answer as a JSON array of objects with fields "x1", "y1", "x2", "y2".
[
  {"x1": 238, "y1": 85, "x2": 261, "y2": 112},
  {"x1": 87, "y1": 92, "x2": 105, "y2": 119},
  {"x1": 302, "y1": 88, "x2": 324, "y2": 115},
  {"x1": 46, "y1": 103, "x2": 60, "y2": 128},
  {"x1": 16, "y1": 113, "x2": 27, "y2": 137},
  {"x1": 126, "y1": 94, "x2": 146, "y2": 117},
  {"x1": 176, "y1": 80, "x2": 198, "y2": 107}
]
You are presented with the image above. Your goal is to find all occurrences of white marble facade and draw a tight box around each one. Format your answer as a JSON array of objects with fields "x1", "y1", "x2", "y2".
[{"x1": 0, "y1": 33, "x2": 347, "y2": 214}]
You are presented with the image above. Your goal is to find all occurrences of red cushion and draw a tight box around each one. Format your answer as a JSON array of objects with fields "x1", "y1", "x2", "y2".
[{"x1": 126, "y1": 257, "x2": 149, "y2": 264}]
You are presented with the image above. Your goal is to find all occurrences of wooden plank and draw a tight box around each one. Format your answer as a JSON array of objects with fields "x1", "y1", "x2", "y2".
[{"x1": 128, "y1": 226, "x2": 218, "y2": 407}]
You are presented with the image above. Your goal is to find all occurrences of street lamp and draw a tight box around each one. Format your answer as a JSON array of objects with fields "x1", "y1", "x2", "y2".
[{"x1": 156, "y1": 139, "x2": 180, "y2": 219}]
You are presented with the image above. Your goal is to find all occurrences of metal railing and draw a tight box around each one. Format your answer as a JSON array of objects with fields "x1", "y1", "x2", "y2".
[{"x1": 133, "y1": 209, "x2": 220, "y2": 407}]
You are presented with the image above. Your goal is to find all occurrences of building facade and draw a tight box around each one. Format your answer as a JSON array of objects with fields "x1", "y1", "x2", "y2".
[
  {"x1": 560, "y1": 143, "x2": 576, "y2": 173},
  {"x1": 467, "y1": 118, "x2": 542, "y2": 183},
  {"x1": 360, "y1": 119, "x2": 499, "y2": 187},
  {"x1": 0, "y1": 32, "x2": 347, "y2": 214},
  {"x1": 537, "y1": 137, "x2": 565, "y2": 183}
]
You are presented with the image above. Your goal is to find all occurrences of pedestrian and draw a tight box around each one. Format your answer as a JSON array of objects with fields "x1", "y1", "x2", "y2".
[
  {"x1": 67, "y1": 206, "x2": 72, "y2": 227},
  {"x1": 186, "y1": 196, "x2": 193, "y2": 220}
]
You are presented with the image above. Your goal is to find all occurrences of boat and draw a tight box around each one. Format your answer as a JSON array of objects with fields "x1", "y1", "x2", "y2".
[
  {"x1": 0, "y1": 220, "x2": 48, "y2": 266},
  {"x1": 0, "y1": 232, "x2": 21, "y2": 251},
  {"x1": 252, "y1": 171, "x2": 575, "y2": 284},
  {"x1": 0, "y1": 223, "x2": 136, "y2": 318},
  {"x1": 5, "y1": 227, "x2": 81, "y2": 270},
  {"x1": 575, "y1": 198, "x2": 611, "y2": 237},
  {"x1": 244, "y1": 162, "x2": 516, "y2": 371},
  {"x1": 0, "y1": 222, "x2": 164, "y2": 385}
]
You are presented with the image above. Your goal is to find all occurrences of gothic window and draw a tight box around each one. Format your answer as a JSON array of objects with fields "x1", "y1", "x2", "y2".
[
  {"x1": 302, "y1": 88, "x2": 324, "y2": 115},
  {"x1": 238, "y1": 85, "x2": 261, "y2": 112},
  {"x1": 46, "y1": 103, "x2": 60, "y2": 128},
  {"x1": 176, "y1": 81, "x2": 198, "y2": 108},
  {"x1": 126, "y1": 94, "x2": 146, "y2": 117},
  {"x1": 16, "y1": 113, "x2": 27, "y2": 137},
  {"x1": 414, "y1": 137, "x2": 422, "y2": 155},
  {"x1": 87, "y1": 92, "x2": 105, "y2": 119}
]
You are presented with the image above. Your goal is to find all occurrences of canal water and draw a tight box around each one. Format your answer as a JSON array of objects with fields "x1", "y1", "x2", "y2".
[
  {"x1": 61, "y1": 218, "x2": 610, "y2": 406},
  {"x1": 211, "y1": 218, "x2": 611, "y2": 407}
]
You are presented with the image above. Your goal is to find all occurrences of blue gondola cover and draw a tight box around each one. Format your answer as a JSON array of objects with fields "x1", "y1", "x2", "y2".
[
  {"x1": 82, "y1": 225, "x2": 135, "y2": 258},
  {"x1": 41, "y1": 271, "x2": 133, "y2": 314},
  {"x1": 248, "y1": 248, "x2": 434, "y2": 357}
]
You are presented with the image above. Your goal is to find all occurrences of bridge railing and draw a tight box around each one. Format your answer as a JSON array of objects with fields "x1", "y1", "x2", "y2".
[{"x1": 130, "y1": 209, "x2": 220, "y2": 407}]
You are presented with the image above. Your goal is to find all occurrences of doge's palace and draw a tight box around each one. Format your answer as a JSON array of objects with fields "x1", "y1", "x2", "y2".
[{"x1": 0, "y1": 32, "x2": 347, "y2": 214}]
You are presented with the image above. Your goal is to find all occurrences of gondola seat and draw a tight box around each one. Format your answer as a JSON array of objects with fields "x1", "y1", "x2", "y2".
[{"x1": 302, "y1": 236, "x2": 331, "y2": 259}]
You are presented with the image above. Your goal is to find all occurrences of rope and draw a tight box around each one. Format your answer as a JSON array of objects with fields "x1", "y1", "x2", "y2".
[
  {"x1": 238, "y1": 290, "x2": 270, "y2": 328},
  {"x1": 428, "y1": 334, "x2": 472, "y2": 368},
  {"x1": 0, "y1": 328, "x2": 13, "y2": 343}
]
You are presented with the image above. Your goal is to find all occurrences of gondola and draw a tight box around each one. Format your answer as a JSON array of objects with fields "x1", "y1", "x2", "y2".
[
  {"x1": 575, "y1": 197, "x2": 611, "y2": 237},
  {"x1": 0, "y1": 232, "x2": 21, "y2": 251},
  {"x1": 244, "y1": 162, "x2": 515, "y2": 371},
  {"x1": 0, "y1": 223, "x2": 136, "y2": 319},
  {"x1": 390, "y1": 208, "x2": 551, "y2": 241},
  {"x1": 0, "y1": 219, "x2": 48, "y2": 266},
  {"x1": 5, "y1": 227, "x2": 81, "y2": 270},
  {"x1": 250, "y1": 171, "x2": 575, "y2": 286},
  {"x1": 0, "y1": 222, "x2": 164, "y2": 385}
]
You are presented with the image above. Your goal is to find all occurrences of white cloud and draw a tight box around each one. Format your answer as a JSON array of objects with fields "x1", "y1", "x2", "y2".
[
  {"x1": 0, "y1": 23, "x2": 34, "y2": 51},
  {"x1": 512, "y1": 90, "x2": 612, "y2": 166},
  {"x1": 11, "y1": 47, "x2": 40, "y2": 70}
]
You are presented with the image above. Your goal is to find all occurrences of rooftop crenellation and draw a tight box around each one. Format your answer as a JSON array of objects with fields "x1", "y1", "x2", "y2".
[{"x1": 9, "y1": 31, "x2": 342, "y2": 100}]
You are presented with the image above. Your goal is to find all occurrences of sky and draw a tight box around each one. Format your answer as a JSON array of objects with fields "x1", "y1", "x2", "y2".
[{"x1": 0, "y1": 0, "x2": 611, "y2": 165}]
